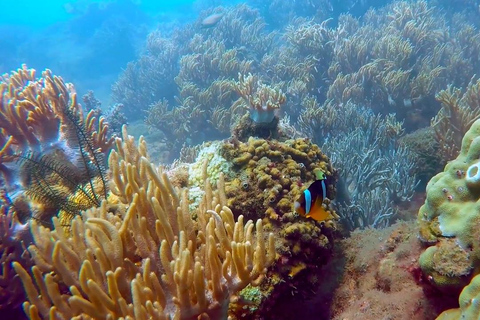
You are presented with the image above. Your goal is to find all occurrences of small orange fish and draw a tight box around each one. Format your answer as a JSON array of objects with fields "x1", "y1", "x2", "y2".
[{"x1": 294, "y1": 169, "x2": 333, "y2": 222}]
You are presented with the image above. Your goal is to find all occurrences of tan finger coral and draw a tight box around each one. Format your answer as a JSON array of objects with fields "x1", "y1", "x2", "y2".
[{"x1": 13, "y1": 126, "x2": 275, "y2": 320}]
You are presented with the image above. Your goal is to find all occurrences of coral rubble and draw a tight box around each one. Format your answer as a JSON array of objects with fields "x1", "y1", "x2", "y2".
[{"x1": 330, "y1": 221, "x2": 445, "y2": 320}]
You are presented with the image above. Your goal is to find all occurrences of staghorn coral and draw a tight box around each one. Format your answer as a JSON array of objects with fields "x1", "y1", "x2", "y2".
[
  {"x1": 319, "y1": 1, "x2": 480, "y2": 131},
  {"x1": 432, "y1": 78, "x2": 480, "y2": 162},
  {"x1": 196, "y1": 4, "x2": 276, "y2": 59},
  {"x1": 259, "y1": 17, "x2": 334, "y2": 122},
  {"x1": 247, "y1": 0, "x2": 335, "y2": 28},
  {"x1": 298, "y1": 100, "x2": 417, "y2": 230},
  {"x1": 233, "y1": 73, "x2": 286, "y2": 125},
  {"x1": 227, "y1": 72, "x2": 289, "y2": 143},
  {"x1": 144, "y1": 34, "x2": 255, "y2": 160},
  {"x1": 118, "y1": 0, "x2": 480, "y2": 155},
  {"x1": 13, "y1": 126, "x2": 275, "y2": 320},
  {"x1": 325, "y1": 128, "x2": 417, "y2": 230},
  {"x1": 256, "y1": 0, "x2": 476, "y2": 131},
  {"x1": 116, "y1": 3, "x2": 276, "y2": 133},
  {"x1": 111, "y1": 29, "x2": 191, "y2": 120}
]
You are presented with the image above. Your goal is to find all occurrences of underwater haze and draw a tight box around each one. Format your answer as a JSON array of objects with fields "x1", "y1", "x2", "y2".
[
  {"x1": 2, "y1": 0, "x2": 480, "y2": 320},
  {"x1": 0, "y1": 0, "x2": 202, "y2": 101}
]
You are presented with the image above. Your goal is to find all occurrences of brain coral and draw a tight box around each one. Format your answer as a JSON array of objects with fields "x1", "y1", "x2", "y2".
[{"x1": 418, "y1": 118, "x2": 480, "y2": 292}]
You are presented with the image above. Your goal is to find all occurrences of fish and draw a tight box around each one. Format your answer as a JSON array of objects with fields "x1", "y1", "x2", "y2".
[
  {"x1": 294, "y1": 168, "x2": 333, "y2": 222},
  {"x1": 201, "y1": 13, "x2": 224, "y2": 28}
]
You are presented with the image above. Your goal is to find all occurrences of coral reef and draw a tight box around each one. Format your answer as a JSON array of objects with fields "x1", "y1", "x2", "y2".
[
  {"x1": 179, "y1": 133, "x2": 339, "y2": 318},
  {"x1": 321, "y1": 0, "x2": 480, "y2": 131},
  {"x1": 82, "y1": 91, "x2": 127, "y2": 136},
  {"x1": 12, "y1": 126, "x2": 275, "y2": 319},
  {"x1": 329, "y1": 221, "x2": 448, "y2": 320},
  {"x1": 0, "y1": 65, "x2": 113, "y2": 229},
  {"x1": 220, "y1": 137, "x2": 336, "y2": 222},
  {"x1": 437, "y1": 273, "x2": 480, "y2": 320},
  {"x1": 432, "y1": 78, "x2": 480, "y2": 162},
  {"x1": 0, "y1": 204, "x2": 31, "y2": 316},
  {"x1": 299, "y1": 101, "x2": 418, "y2": 229},
  {"x1": 115, "y1": 4, "x2": 277, "y2": 160},
  {"x1": 111, "y1": 29, "x2": 190, "y2": 120},
  {"x1": 115, "y1": 0, "x2": 480, "y2": 163},
  {"x1": 0, "y1": 65, "x2": 114, "y2": 316},
  {"x1": 234, "y1": 73, "x2": 286, "y2": 125},
  {"x1": 418, "y1": 118, "x2": 480, "y2": 293},
  {"x1": 399, "y1": 127, "x2": 444, "y2": 186}
]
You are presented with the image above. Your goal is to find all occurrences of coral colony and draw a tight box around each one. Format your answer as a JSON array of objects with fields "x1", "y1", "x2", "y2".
[{"x1": 2, "y1": 1, "x2": 480, "y2": 320}]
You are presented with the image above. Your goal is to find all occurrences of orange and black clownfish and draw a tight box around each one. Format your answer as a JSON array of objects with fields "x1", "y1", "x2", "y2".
[{"x1": 294, "y1": 168, "x2": 333, "y2": 222}]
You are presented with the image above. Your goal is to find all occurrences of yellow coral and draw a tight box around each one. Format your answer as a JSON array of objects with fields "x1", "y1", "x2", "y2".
[
  {"x1": 437, "y1": 273, "x2": 480, "y2": 320},
  {"x1": 13, "y1": 127, "x2": 276, "y2": 320},
  {"x1": 418, "y1": 119, "x2": 480, "y2": 291}
]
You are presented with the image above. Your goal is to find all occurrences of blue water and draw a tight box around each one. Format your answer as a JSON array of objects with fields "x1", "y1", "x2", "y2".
[
  {"x1": 0, "y1": 0, "x2": 197, "y2": 27},
  {"x1": 0, "y1": 0, "x2": 202, "y2": 101},
  {"x1": 0, "y1": 0, "x2": 374, "y2": 102}
]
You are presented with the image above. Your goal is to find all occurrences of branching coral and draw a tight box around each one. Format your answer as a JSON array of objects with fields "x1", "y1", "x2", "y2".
[
  {"x1": 299, "y1": 101, "x2": 417, "y2": 229},
  {"x1": 115, "y1": 3, "x2": 276, "y2": 139},
  {"x1": 0, "y1": 65, "x2": 114, "y2": 313},
  {"x1": 234, "y1": 73, "x2": 286, "y2": 124},
  {"x1": 0, "y1": 65, "x2": 113, "y2": 229},
  {"x1": 325, "y1": 128, "x2": 417, "y2": 230},
  {"x1": 432, "y1": 78, "x2": 480, "y2": 162},
  {"x1": 197, "y1": 4, "x2": 276, "y2": 59},
  {"x1": 13, "y1": 126, "x2": 275, "y2": 320},
  {"x1": 144, "y1": 33, "x2": 256, "y2": 159},
  {"x1": 111, "y1": 30, "x2": 190, "y2": 120},
  {"x1": 319, "y1": 0, "x2": 479, "y2": 130}
]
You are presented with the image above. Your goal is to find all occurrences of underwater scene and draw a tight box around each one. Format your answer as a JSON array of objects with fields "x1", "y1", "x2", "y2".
[{"x1": 2, "y1": 0, "x2": 480, "y2": 319}]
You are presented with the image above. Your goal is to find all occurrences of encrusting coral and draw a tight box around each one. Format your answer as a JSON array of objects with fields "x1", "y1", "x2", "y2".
[
  {"x1": 13, "y1": 126, "x2": 276, "y2": 320},
  {"x1": 179, "y1": 131, "x2": 338, "y2": 318},
  {"x1": 220, "y1": 137, "x2": 336, "y2": 223},
  {"x1": 418, "y1": 118, "x2": 480, "y2": 293},
  {"x1": 436, "y1": 273, "x2": 480, "y2": 320}
]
